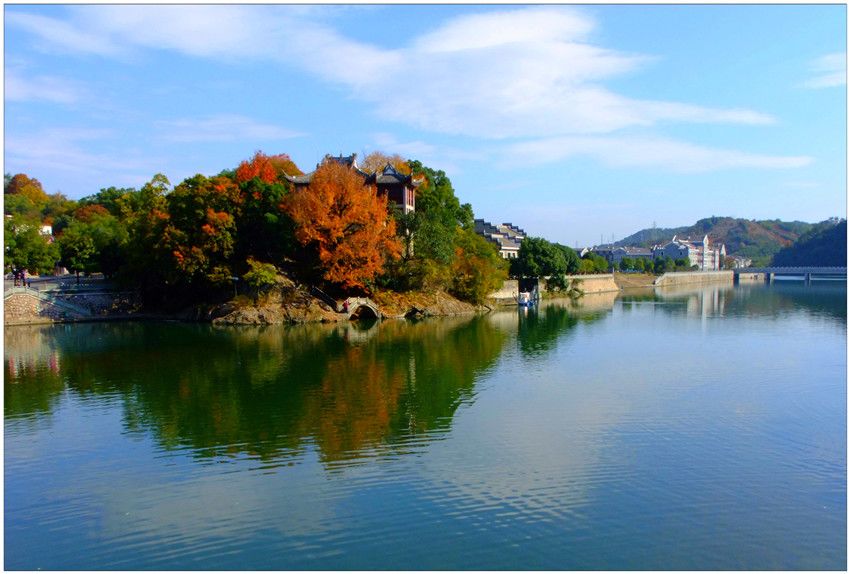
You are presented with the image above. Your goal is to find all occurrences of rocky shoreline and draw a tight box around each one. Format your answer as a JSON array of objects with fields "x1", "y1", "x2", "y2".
[{"x1": 4, "y1": 276, "x2": 490, "y2": 326}]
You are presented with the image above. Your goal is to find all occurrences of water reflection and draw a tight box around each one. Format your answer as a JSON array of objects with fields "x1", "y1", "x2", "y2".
[
  {"x1": 4, "y1": 281, "x2": 845, "y2": 570},
  {"x1": 5, "y1": 317, "x2": 509, "y2": 468},
  {"x1": 619, "y1": 281, "x2": 846, "y2": 325}
]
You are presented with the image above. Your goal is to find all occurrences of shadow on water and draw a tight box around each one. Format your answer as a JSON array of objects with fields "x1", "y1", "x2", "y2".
[{"x1": 5, "y1": 316, "x2": 509, "y2": 468}]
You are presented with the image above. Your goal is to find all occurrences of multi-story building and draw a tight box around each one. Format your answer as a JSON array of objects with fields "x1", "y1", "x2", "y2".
[
  {"x1": 652, "y1": 235, "x2": 726, "y2": 271},
  {"x1": 474, "y1": 219, "x2": 526, "y2": 259}
]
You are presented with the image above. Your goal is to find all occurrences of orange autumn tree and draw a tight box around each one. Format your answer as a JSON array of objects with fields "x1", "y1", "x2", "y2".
[{"x1": 285, "y1": 161, "x2": 401, "y2": 292}]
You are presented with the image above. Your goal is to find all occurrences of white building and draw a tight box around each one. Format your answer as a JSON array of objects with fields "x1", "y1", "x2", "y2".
[{"x1": 653, "y1": 235, "x2": 726, "y2": 271}]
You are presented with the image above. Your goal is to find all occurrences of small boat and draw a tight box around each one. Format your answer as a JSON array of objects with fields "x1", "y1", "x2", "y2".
[{"x1": 517, "y1": 291, "x2": 536, "y2": 307}]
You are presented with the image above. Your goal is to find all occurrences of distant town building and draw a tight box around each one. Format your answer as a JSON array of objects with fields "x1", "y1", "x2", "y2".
[
  {"x1": 586, "y1": 235, "x2": 726, "y2": 271},
  {"x1": 652, "y1": 235, "x2": 726, "y2": 271},
  {"x1": 727, "y1": 255, "x2": 752, "y2": 269},
  {"x1": 474, "y1": 219, "x2": 526, "y2": 259},
  {"x1": 284, "y1": 153, "x2": 420, "y2": 214},
  {"x1": 589, "y1": 244, "x2": 654, "y2": 266}
]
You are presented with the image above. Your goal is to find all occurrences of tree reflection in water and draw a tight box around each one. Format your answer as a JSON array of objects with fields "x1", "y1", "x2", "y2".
[{"x1": 5, "y1": 317, "x2": 508, "y2": 468}]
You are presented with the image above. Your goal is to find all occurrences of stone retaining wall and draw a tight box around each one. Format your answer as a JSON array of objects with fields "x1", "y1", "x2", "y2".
[
  {"x1": 5, "y1": 292, "x2": 74, "y2": 324},
  {"x1": 654, "y1": 270, "x2": 734, "y2": 287},
  {"x1": 487, "y1": 274, "x2": 619, "y2": 304},
  {"x1": 560, "y1": 274, "x2": 619, "y2": 294},
  {"x1": 487, "y1": 279, "x2": 519, "y2": 302}
]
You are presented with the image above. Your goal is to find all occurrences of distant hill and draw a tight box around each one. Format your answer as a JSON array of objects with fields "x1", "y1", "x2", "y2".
[
  {"x1": 615, "y1": 216, "x2": 815, "y2": 266},
  {"x1": 771, "y1": 219, "x2": 846, "y2": 267}
]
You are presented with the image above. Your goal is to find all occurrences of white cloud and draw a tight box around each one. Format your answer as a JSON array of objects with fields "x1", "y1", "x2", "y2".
[
  {"x1": 7, "y1": 5, "x2": 805, "y2": 178},
  {"x1": 413, "y1": 7, "x2": 595, "y2": 53},
  {"x1": 504, "y1": 135, "x2": 813, "y2": 173},
  {"x1": 5, "y1": 70, "x2": 84, "y2": 104},
  {"x1": 156, "y1": 115, "x2": 303, "y2": 143},
  {"x1": 8, "y1": 5, "x2": 777, "y2": 141},
  {"x1": 5, "y1": 11, "x2": 126, "y2": 58},
  {"x1": 802, "y1": 52, "x2": 846, "y2": 89},
  {"x1": 5, "y1": 128, "x2": 157, "y2": 177}
]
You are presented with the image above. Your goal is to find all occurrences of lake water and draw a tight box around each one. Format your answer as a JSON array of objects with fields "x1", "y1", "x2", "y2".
[{"x1": 4, "y1": 282, "x2": 846, "y2": 570}]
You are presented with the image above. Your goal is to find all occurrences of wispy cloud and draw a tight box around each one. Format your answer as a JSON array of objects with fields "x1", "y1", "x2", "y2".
[
  {"x1": 9, "y1": 5, "x2": 776, "y2": 141},
  {"x1": 5, "y1": 128, "x2": 158, "y2": 179},
  {"x1": 155, "y1": 115, "x2": 303, "y2": 143},
  {"x1": 5, "y1": 11, "x2": 127, "y2": 58},
  {"x1": 5, "y1": 69, "x2": 85, "y2": 104},
  {"x1": 7, "y1": 5, "x2": 806, "y2": 177},
  {"x1": 504, "y1": 135, "x2": 813, "y2": 173},
  {"x1": 802, "y1": 52, "x2": 846, "y2": 89}
]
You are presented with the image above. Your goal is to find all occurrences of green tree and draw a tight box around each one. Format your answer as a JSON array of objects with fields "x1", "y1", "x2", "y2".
[
  {"x1": 511, "y1": 237, "x2": 567, "y2": 279},
  {"x1": 580, "y1": 252, "x2": 609, "y2": 274},
  {"x1": 619, "y1": 257, "x2": 634, "y2": 272},
  {"x1": 234, "y1": 177, "x2": 296, "y2": 266},
  {"x1": 654, "y1": 256, "x2": 675, "y2": 274},
  {"x1": 243, "y1": 258, "x2": 278, "y2": 303},
  {"x1": 159, "y1": 174, "x2": 241, "y2": 291},
  {"x1": 58, "y1": 223, "x2": 97, "y2": 282},
  {"x1": 4, "y1": 216, "x2": 59, "y2": 275},
  {"x1": 449, "y1": 228, "x2": 508, "y2": 304},
  {"x1": 407, "y1": 160, "x2": 472, "y2": 229},
  {"x1": 118, "y1": 174, "x2": 173, "y2": 299},
  {"x1": 555, "y1": 243, "x2": 581, "y2": 274}
]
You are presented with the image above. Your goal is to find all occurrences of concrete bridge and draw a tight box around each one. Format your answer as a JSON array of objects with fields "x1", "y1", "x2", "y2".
[
  {"x1": 342, "y1": 297, "x2": 381, "y2": 320},
  {"x1": 735, "y1": 267, "x2": 847, "y2": 284}
]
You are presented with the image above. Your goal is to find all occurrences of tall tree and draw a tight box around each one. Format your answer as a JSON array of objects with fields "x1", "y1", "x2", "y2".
[
  {"x1": 159, "y1": 174, "x2": 242, "y2": 290},
  {"x1": 407, "y1": 160, "x2": 473, "y2": 229},
  {"x1": 284, "y1": 161, "x2": 401, "y2": 292},
  {"x1": 57, "y1": 224, "x2": 97, "y2": 281}
]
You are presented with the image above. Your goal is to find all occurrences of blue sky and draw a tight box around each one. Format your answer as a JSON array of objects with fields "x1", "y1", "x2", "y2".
[{"x1": 4, "y1": 4, "x2": 846, "y2": 246}]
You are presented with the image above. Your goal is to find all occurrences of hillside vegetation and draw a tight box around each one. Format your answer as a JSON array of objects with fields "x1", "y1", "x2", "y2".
[
  {"x1": 771, "y1": 219, "x2": 846, "y2": 267},
  {"x1": 616, "y1": 216, "x2": 815, "y2": 266}
]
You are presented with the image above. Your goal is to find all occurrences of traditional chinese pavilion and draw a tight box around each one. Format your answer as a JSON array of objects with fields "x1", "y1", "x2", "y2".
[{"x1": 284, "y1": 153, "x2": 420, "y2": 214}]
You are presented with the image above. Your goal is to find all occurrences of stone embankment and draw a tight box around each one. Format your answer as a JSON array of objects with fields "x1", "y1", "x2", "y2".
[
  {"x1": 653, "y1": 270, "x2": 734, "y2": 287},
  {"x1": 5, "y1": 287, "x2": 142, "y2": 326},
  {"x1": 563, "y1": 274, "x2": 619, "y2": 294},
  {"x1": 487, "y1": 274, "x2": 620, "y2": 305}
]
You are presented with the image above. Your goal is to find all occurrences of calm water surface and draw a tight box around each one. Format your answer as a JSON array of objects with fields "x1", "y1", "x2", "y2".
[{"x1": 5, "y1": 282, "x2": 846, "y2": 570}]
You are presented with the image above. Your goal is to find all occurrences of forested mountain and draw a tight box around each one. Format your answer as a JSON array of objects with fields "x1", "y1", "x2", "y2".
[
  {"x1": 771, "y1": 219, "x2": 846, "y2": 266},
  {"x1": 615, "y1": 216, "x2": 815, "y2": 265}
]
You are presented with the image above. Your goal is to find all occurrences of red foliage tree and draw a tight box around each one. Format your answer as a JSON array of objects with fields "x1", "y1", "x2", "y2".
[
  {"x1": 235, "y1": 151, "x2": 302, "y2": 184},
  {"x1": 73, "y1": 204, "x2": 111, "y2": 223}
]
